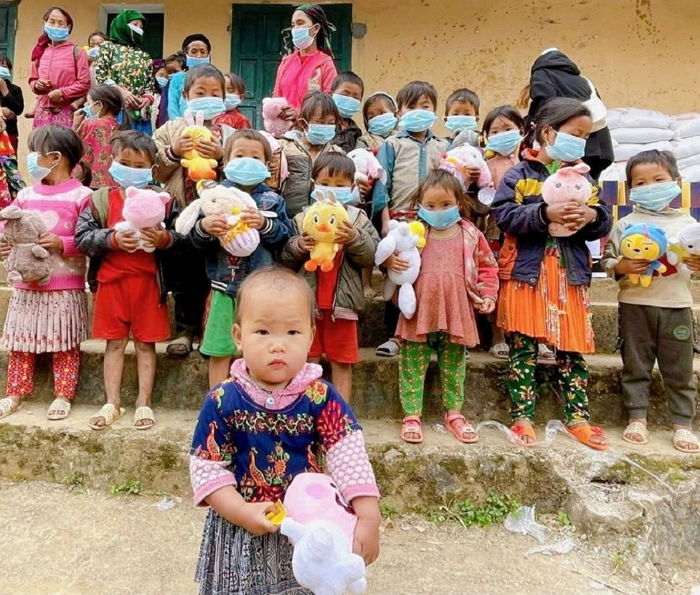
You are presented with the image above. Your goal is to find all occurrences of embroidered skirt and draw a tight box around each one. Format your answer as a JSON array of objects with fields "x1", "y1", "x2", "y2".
[
  {"x1": 3, "y1": 289, "x2": 88, "y2": 353},
  {"x1": 195, "y1": 509, "x2": 311, "y2": 595}
]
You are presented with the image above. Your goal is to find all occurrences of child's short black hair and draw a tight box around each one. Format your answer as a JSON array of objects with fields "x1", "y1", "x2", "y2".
[
  {"x1": 298, "y1": 91, "x2": 340, "y2": 125},
  {"x1": 626, "y1": 149, "x2": 681, "y2": 183},
  {"x1": 445, "y1": 88, "x2": 480, "y2": 116},
  {"x1": 224, "y1": 129, "x2": 272, "y2": 162},
  {"x1": 0, "y1": 53, "x2": 12, "y2": 71},
  {"x1": 225, "y1": 72, "x2": 246, "y2": 95},
  {"x1": 28, "y1": 125, "x2": 91, "y2": 186},
  {"x1": 165, "y1": 52, "x2": 186, "y2": 70},
  {"x1": 89, "y1": 84, "x2": 130, "y2": 130},
  {"x1": 111, "y1": 130, "x2": 157, "y2": 165},
  {"x1": 528, "y1": 97, "x2": 591, "y2": 147},
  {"x1": 411, "y1": 168, "x2": 471, "y2": 219},
  {"x1": 331, "y1": 71, "x2": 364, "y2": 95},
  {"x1": 184, "y1": 64, "x2": 226, "y2": 95},
  {"x1": 396, "y1": 81, "x2": 438, "y2": 111},
  {"x1": 88, "y1": 30, "x2": 106, "y2": 44},
  {"x1": 311, "y1": 152, "x2": 356, "y2": 182},
  {"x1": 362, "y1": 92, "x2": 397, "y2": 128},
  {"x1": 482, "y1": 105, "x2": 525, "y2": 136}
]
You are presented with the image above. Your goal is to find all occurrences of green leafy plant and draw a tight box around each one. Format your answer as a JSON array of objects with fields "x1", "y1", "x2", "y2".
[
  {"x1": 61, "y1": 471, "x2": 85, "y2": 488},
  {"x1": 557, "y1": 510, "x2": 572, "y2": 527},
  {"x1": 429, "y1": 493, "x2": 520, "y2": 529},
  {"x1": 110, "y1": 479, "x2": 141, "y2": 496},
  {"x1": 380, "y1": 503, "x2": 399, "y2": 519}
]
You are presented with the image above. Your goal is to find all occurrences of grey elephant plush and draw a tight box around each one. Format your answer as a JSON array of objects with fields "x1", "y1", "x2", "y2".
[{"x1": 0, "y1": 204, "x2": 51, "y2": 285}]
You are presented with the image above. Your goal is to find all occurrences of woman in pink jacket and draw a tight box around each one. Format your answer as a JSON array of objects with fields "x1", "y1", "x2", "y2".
[{"x1": 29, "y1": 7, "x2": 90, "y2": 129}]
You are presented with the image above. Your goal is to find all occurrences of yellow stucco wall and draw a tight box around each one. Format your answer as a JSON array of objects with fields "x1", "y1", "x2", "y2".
[{"x1": 9, "y1": 0, "x2": 700, "y2": 170}]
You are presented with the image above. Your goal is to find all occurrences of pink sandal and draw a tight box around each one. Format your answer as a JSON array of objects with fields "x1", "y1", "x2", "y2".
[
  {"x1": 400, "y1": 416, "x2": 424, "y2": 444},
  {"x1": 444, "y1": 413, "x2": 479, "y2": 444}
]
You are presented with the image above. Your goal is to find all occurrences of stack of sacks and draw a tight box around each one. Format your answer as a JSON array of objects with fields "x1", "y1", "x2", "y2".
[
  {"x1": 601, "y1": 108, "x2": 674, "y2": 181},
  {"x1": 670, "y1": 113, "x2": 700, "y2": 181}
]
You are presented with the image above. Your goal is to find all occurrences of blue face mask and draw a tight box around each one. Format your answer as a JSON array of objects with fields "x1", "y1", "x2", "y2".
[
  {"x1": 155, "y1": 76, "x2": 169, "y2": 89},
  {"x1": 44, "y1": 24, "x2": 70, "y2": 42},
  {"x1": 224, "y1": 157, "x2": 270, "y2": 187},
  {"x1": 445, "y1": 115, "x2": 477, "y2": 134},
  {"x1": 418, "y1": 205, "x2": 461, "y2": 230},
  {"x1": 292, "y1": 26, "x2": 315, "y2": 50},
  {"x1": 186, "y1": 96, "x2": 225, "y2": 121},
  {"x1": 87, "y1": 46, "x2": 100, "y2": 60},
  {"x1": 311, "y1": 184, "x2": 357, "y2": 205},
  {"x1": 109, "y1": 161, "x2": 152, "y2": 189},
  {"x1": 399, "y1": 109, "x2": 437, "y2": 133},
  {"x1": 332, "y1": 94, "x2": 361, "y2": 119},
  {"x1": 545, "y1": 130, "x2": 587, "y2": 162},
  {"x1": 629, "y1": 181, "x2": 681, "y2": 212},
  {"x1": 225, "y1": 93, "x2": 242, "y2": 111},
  {"x1": 485, "y1": 129, "x2": 523, "y2": 156},
  {"x1": 306, "y1": 123, "x2": 336, "y2": 146},
  {"x1": 82, "y1": 101, "x2": 100, "y2": 119},
  {"x1": 186, "y1": 55, "x2": 210, "y2": 69},
  {"x1": 0, "y1": 66, "x2": 11, "y2": 81},
  {"x1": 367, "y1": 112, "x2": 397, "y2": 137},
  {"x1": 27, "y1": 152, "x2": 56, "y2": 183}
]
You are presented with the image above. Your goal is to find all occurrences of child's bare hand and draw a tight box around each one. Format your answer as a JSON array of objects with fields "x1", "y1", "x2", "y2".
[
  {"x1": 141, "y1": 227, "x2": 169, "y2": 249},
  {"x1": 614, "y1": 257, "x2": 650, "y2": 275},
  {"x1": 384, "y1": 252, "x2": 410, "y2": 272},
  {"x1": 545, "y1": 201, "x2": 579, "y2": 225},
  {"x1": 356, "y1": 178, "x2": 373, "y2": 199},
  {"x1": 38, "y1": 232, "x2": 63, "y2": 253},
  {"x1": 562, "y1": 204, "x2": 596, "y2": 230},
  {"x1": 353, "y1": 517, "x2": 380, "y2": 565},
  {"x1": 478, "y1": 297, "x2": 496, "y2": 314},
  {"x1": 47, "y1": 89, "x2": 64, "y2": 104},
  {"x1": 241, "y1": 208, "x2": 265, "y2": 230},
  {"x1": 335, "y1": 220, "x2": 358, "y2": 245},
  {"x1": 0, "y1": 239, "x2": 10, "y2": 260},
  {"x1": 268, "y1": 154, "x2": 281, "y2": 178},
  {"x1": 196, "y1": 139, "x2": 223, "y2": 161},
  {"x1": 467, "y1": 166, "x2": 481, "y2": 185},
  {"x1": 114, "y1": 230, "x2": 139, "y2": 251},
  {"x1": 298, "y1": 233, "x2": 316, "y2": 253},
  {"x1": 201, "y1": 215, "x2": 229, "y2": 237},
  {"x1": 280, "y1": 107, "x2": 298, "y2": 122},
  {"x1": 173, "y1": 134, "x2": 194, "y2": 158},
  {"x1": 239, "y1": 502, "x2": 279, "y2": 536},
  {"x1": 684, "y1": 255, "x2": 700, "y2": 271}
]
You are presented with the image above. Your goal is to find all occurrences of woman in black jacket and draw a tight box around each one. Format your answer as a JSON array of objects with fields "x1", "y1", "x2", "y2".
[{"x1": 0, "y1": 54, "x2": 24, "y2": 152}]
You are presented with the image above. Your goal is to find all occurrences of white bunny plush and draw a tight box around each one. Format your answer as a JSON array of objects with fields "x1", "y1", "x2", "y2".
[
  {"x1": 175, "y1": 184, "x2": 261, "y2": 257},
  {"x1": 374, "y1": 219, "x2": 426, "y2": 319},
  {"x1": 669, "y1": 222, "x2": 700, "y2": 271},
  {"x1": 347, "y1": 148, "x2": 387, "y2": 185}
]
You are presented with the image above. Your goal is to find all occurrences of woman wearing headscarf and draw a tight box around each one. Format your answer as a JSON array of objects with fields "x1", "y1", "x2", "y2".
[
  {"x1": 273, "y1": 4, "x2": 338, "y2": 112},
  {"x1": 165, "y1": 34, "x2": 213, "y2": 121},
  {"x1": 28, "y1": 6, "x2": 90, "y2": 129},
  {"x1": 95, "y1": 9, "x2": 156, "y2": 134}
]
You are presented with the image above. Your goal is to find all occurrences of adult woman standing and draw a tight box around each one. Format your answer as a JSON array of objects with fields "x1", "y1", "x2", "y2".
[
  {"x1": 95, "y1": 9, "x2": 155, "y2": 134},
  {"x1": 273, "y1": 4, "x2": 337, "y2": 112},
  {"x1": 28, "y1": 7, "x2": 90, "y2": 129}
]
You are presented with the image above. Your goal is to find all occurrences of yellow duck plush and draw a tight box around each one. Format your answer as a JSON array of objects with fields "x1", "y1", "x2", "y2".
[
  {"x1": 619, "y1": 223, "x2": 668, "y2": 287},
  {"x1": 302, "y1": 191, "x2": 349, "y2": 272},
  {"x1": 180, "y1": 111, "x2": 218, "y2": 182}
]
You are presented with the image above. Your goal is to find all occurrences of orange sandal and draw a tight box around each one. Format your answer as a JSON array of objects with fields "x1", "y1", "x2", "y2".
[
  {"x1": 510, "y1": 420, "x2": 537, "y2": 446},
  {"x1": 567, "y1": 423, "x2": 608, "y2": 451},
  {"x1": 400, "y1": 416, "x2": 424, "y2": 444},
  {"x1": 444, "y1": 413, "x2": 479, "y2": 444}
]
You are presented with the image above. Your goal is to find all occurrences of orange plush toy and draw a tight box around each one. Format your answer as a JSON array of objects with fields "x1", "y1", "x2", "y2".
[{"x1": 180, "y1": 111, "x2": 218, "y2": 183}]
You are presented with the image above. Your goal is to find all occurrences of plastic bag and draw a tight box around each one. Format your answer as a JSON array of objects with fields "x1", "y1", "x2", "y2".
[
  {"x1": 527, "y1": 538, "x2": 576, "y2": 556},
  {"x1": 503, "y1": 506, "x2": 547, "y2": 544}
]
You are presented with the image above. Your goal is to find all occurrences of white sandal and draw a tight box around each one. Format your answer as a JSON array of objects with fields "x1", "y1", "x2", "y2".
[
  {"x1": 47, "y1": 398, "x2": 71, "y2": 421},
  {"x1": 88, "y1": 403, "x2": 125, "y2": 431},
  {"x1": 673, "y1": 428, "x2": 700, "y2": 453},
  {"x1": 622, "y1": 421, "x2": 649, "y2": 445},
  {"x1": 0, "y1": 397, "x2": 21, "y2": 420},
  {"x1": 490, "y1": 342, "x2": 509, "y2": 359},
  {"x1": 133, "y1": 406, "x2": 156, "y2": 430}
]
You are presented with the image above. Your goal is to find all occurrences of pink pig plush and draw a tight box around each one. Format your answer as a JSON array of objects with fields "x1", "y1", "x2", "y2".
[
  {"x1": 262, "y1": 97, "x2": 293, "y2": 138},
  {"x1": 541, "y1": 163, "x2": 592, "y2": 237},
  {"x1": 114, "y1": 187, "x2": 171, "y2": 252},
  {"x1": 439, "y1": 145, "x2": 492, "y2": 191}
]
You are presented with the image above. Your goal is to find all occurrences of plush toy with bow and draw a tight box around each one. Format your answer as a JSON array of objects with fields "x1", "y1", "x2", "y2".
[
  {"x1": 620, "y1": 223, "x2": 668, "y2": 287},
  {"x1": 280, "y1": 473, "x2": 367, "y2": 595},
  {"x1": 114, "y1": 187, "x2": 171, "y2": 252},
  {"x1": 301, "y1": 191, "x2": 349, "y2": 272},
  {"x1": 180, "y1": 111, "x2": 218, "y2": 183},
  {"x1": 374, "y1": 220, "x2": 426, "y2": 319},
  {"x1": 262, "y1": 97, "x2": 294, "y2": 138},
  {"x1": 175, "y1": 184, "x2": 262, "y2": 257},
  {"x1": 541, "y1": 163, "x2": 593, "y2": 237},
  {"x1": 0, "y1": 204, "x2": 50, "y2": 285}
]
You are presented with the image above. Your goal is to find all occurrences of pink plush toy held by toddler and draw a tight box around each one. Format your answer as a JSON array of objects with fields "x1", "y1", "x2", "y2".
[
  {"x1": 262, "y1": 97, "x2": 294, "y2": 138},
  {"x1": 114, "y1": 187, "x2": 172, "y2": 252},
  {"x1": 541, "y1": 163, "x2": 593, "y2": 237}
]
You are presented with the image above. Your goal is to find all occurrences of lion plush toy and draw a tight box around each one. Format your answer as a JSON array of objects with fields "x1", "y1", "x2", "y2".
[
  {"x1": 180, "y1": 111, "x2": 218, "y2": 183},
  {"x1": 541, "y1": 163, "x2": 593, "y2": 237},
  {"x1": 620, "y1": 223, "x2": 668, "y2": 287},
  {"x1": 0, "y1": 204, "x2": 51, "y2": 285},
  {"x1": 301, "y1": 191, "x2": 349, "y2": 272}
]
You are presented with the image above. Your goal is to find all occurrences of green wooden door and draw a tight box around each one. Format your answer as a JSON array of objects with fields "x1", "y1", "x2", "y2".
[
  {"x1": 0, "y1": 1, "x2": 17, "y2": 61},
  {"x1": 106, "y1": 12, "x2": 164, "y2": 59},
  {"x1": 231, "y1": 3, "x2": 352, "y2": 128}
]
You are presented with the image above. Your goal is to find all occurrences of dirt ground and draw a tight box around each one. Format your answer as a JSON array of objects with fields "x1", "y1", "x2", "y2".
[{"x1": 1, "y1": 480, "x2": 697, "y2": 595}]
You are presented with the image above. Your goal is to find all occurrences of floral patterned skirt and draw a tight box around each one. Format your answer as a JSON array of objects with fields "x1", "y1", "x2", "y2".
[
  {"x1": 3, "y1": 289, "x2": 88, "y2": 353},
  {"x1": 195, "y1": 509, "x2": 311, "y2": 595},
  {"x1": 33, "y1": 102, "x2": 74, "y2": 129}
]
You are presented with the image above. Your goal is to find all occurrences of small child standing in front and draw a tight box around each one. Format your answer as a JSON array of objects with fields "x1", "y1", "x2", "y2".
[
  {"x1": 0, "y1": 126, "x2": 92, "y2": 421},
  {"x1": 444, "y1": 88, "x2": 480, "y2": 149},
  {"x1": 76, "y1": 131, "x2": 176, "y2": 431},
  {"x1": 371, "y1": 81, "x2": 449, "y2": 358},
  {"x1": 190, "y1": 267, "x2": 380, "y2": 593},
  {"x1": 356, "y1": 92, "x2": 398, "y2": 152},
  {"x1": 492, "y1": 97, "x2": 611, "y2": 450},
  {"x1": 213, "y1": 72, "x2": 252, "y2": 130},
  {"x1": 281, "y1": 153, "x2": 379, "y2": 401},
  {"x1": 602, "y1": 150, "x2": 699, "y2": 453},
  {"x1": 385, "y1": 170, "x2": 498, "y2": 443},
  {"x1": 331, "y1": 71, "x2": 364, "y2": 153},
  {"x1": 190, "y1": 130, "x2": 293, "y2": 388}
]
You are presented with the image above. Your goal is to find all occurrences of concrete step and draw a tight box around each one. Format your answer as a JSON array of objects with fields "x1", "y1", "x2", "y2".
[{"x1": 4, "y1": 345, "x2": 699, "y2": 426}]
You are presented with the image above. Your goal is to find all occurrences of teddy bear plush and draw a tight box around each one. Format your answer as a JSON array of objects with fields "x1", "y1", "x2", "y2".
[
  {"x1": 620, "y1": 223, "x2": 668, "y2": 287},
  {"x1": 175, "y1": 184, "x2": 262, "y2": 257},
  {"x1": 280, "y1": 473, "x2": 367, "y2": 595},
  {"x1": 262, "y1": 97, "x2": 294, "y2": 138},
  {"x1": 113, "y1": 187, "x2": 172, "y2": 253},
  {"x1": 301, "y1": 190, "x2": 349, "y2": 272},
  {"x1": 374, "y1": 219, "x2": 426, "y2": 319},
  {"x1": 0, "y1": 204, "x2": 51, "y2": 285},
  {"x1": 541, "y1": 163, "x2": 593, "y2": 237},
  {"x1": 180, "y1": 111, "x2": 219, "y2": 183}
]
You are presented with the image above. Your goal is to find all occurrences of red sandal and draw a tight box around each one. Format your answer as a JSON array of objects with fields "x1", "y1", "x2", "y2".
[
  {"x1": 567, "y1": 423, "x2": 608, "y2": 451},
  {"x1": 444, "y1": 413, "x2": 479, "y2": 444},
  {"x1": 510, "y1": 420, "x2": 537, "y2": 446}
]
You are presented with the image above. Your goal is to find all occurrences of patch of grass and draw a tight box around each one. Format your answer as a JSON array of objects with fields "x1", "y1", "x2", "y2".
[
  {"x1": 557, "y1": 510, "x2": 572, "y2": 527},
  {"x1": 429, "y1": 493, "x2": 520, "y2": 528},
  {"x1": 61, "y1": 471, "x2": 85, "y2": 488},
  {"x1": 380, "y1": 503, "x2": 399, "y2": 519},
  {"x1": 110, "y1": 479, "x2": 141, "y2": 496}
]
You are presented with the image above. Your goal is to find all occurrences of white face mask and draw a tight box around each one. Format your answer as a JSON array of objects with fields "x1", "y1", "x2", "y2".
[{"x1": 128, "y1": 23, "x2": 144, "y2": 36}]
